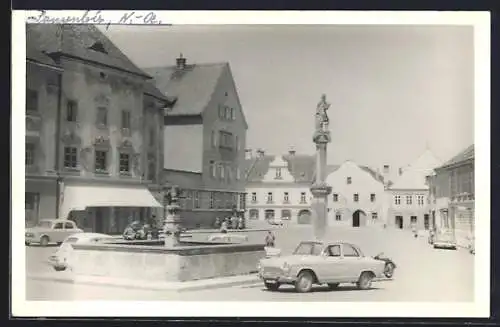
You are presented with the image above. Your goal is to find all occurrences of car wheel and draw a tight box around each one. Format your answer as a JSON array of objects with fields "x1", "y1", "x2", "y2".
[
  {"x1": 40, "y1": 236, "x2": 49, "y2": 247},
  {"x1": 327, "y1": 283, "x2": 339, "y2": 290},
  {"x1": 264, "y1": 282, "x2": 280, "y2": 291},
  {"x1": 295, "y1": 270, "x2": 315, "y2": 293},
  {"x1": 357, "y1": 272, "x2": 374, "y2": 290},
  {"x1": 384, "y1": 263, "x2": 395, "y2": 279},
  {"x1": 25, "y1": 241, "x2": 30, "y2": 246}
]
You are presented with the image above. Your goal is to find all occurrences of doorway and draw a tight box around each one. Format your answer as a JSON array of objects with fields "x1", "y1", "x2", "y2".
[
  {"x1": 395, "y1": 216, "x2": 403, "y2": 229},
  {"x1": 424, "y1": 214, "x2": 430, "y2": 230},
  {"x1": 352, "y1": 210, "x2": 365, "y2": 227}
]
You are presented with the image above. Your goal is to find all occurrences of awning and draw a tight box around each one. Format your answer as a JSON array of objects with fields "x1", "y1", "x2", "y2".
[{"x1": 60, "y1": 184, "x2": 162, "y2": 219}]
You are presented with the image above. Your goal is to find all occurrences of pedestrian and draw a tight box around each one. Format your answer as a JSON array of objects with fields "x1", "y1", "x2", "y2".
[
  {"x1": 265, "y1": 230, "x2": 276, "y2": 247},
  {"x1": 220, "y1": 219, "x2": 228, "y2": 234},
  {"x1": 411, "y1": 223, "x2": 418, "y2": 238}
]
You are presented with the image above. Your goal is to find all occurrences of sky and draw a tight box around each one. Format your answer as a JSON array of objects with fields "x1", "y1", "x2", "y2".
[{"x1": 100, "y1": 24, "x2": 474, "y2": 170}]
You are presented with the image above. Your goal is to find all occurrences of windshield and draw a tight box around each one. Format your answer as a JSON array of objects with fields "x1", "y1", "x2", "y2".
[
  {"x1": 37, "y1": 221, "x2": 53, "y2": 228},
  {"x1": 293, "y1": 242, "x2": 323, "y2": 255}
]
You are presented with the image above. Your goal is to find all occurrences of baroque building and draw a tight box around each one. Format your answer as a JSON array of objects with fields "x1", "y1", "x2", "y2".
[
  {"x1": 144, "y1": 56, "x2": 248, "y2": 228},
  {"x1": 25, "y1": 24, "x2": 173, "y2": 233}
]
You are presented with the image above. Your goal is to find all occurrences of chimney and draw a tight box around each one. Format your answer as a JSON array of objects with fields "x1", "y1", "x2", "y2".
[
  {"x1": 288, "y1": 146, "x2": 296, "y2": 157},
  {"x1": 176, "y1": 53, "x2": 187, "y2": 70},
  {"x1": 245, "y1": 148, "x2": 253, "y2": 160}
]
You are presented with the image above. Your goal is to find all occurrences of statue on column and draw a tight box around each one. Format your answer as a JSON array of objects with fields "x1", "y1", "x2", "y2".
[{"x1": 315, "y1": 94, "x2": 330, "y2": 132}]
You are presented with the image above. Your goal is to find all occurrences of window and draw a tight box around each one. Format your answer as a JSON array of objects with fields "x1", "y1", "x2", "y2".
[
  {"x1": 283, "y1": 192, "x2": 289, "y2": 203},
  {"x1": 395, "y1": 195, "x2": 401, "y2": 205},
  {"x1": 417, "y1": 195, "x2": 424, "y2": 206},
  {"x1": 236, "y1": 167, "x2": 241, "y2": 180},
  {"x1": 67, "y1": 100, "x2": 78, "y2": 122},
  {"x1": 333, "y1": 193, "x2": 338, "y2": 202},
  {"x1": 25, "y1": 143, "x2": 35, "y2": 166},
  {"x1": 209, "y1": 160, "x2": 216, "y2": 178},
  {"x1": 211, "y1": 130, "x2": 217, "y2": 147},
  {"x1": 235, "y1": 135, "x2": 239, "y2": 151},
  {"x1": 119, "y1": 153, "x2": 130, "y2": 173},
  {"x1": 249, "y1": 209, "x2": 259, "y2": 220},
  {"x1": 251, "y1": 192, "x2": 257, "y2": 203},
  {"x1": 96, "y1": 107, "x2": 108, "y2": 126},
  {"x1": 149, "y1": 128, "x2": 155, "y2": 146},
  {"x1": 218, "y1": 131, "x2": 233, "y2": 149},
  {"x1": 281, "y1": 209, "x2": 292, "y2": 220},
  {"x1": 218, "y1": 105, "x2": 224, "y2": 119},
  {"x1": 95, "y1": 150, "x2": 108, "y2": 172},
  {"x1": 63, "y1": 147, "x2": 78, "y2": 169},
  {"x1": 267, "y1": 192, "x2": 273, "y2": 204},
  {"x1": 26, "y1": 89, "x2": 38, "y2": 112},
  {"x1": 406, "y1": 195, "x2": 412, "y2": 205},
  {"x1": 89, "y1": 41, "x2": 108, "y2": 54},
  {"x1": 353, "y1": 193, "x2": 359, "y2": 202},
  {"x1": 225, "y1": 107, "x2": 231, "y2": 120},
  {"x1": 64, "y1": 222, "x2": 75, "y2": 229},
  {"x1": 194, "y1": 191, "x2": 200, "y2": 208},
  {"x1": 219, "y1": 163, "x2": 225, "y2": 179},
  {"x1": 372, "y1": 212, "x2": 378, "y2": 220},
  {"x1": 230, "y1": 107, "x2": 235, "y2": 120},
  {"x1": 370, "y1": 193, "x2": 376, "y2": 202},
  {"x1": 346, "y1": 177, "x2": 352, "y2": 184},
  {"x1": 53, "y1": 222, "x2": 64, "y2": 230},
  {"x1": 327, "y1": 245, "x2": 341, "y2": 257},
  {"x1": 343, "y1": 244, "x2": 360, "y2": 257},
  {"x1": 209, "y1": 192, "x2": 215, "y2": 209},
  {"x1": 335, "y1": 213, "x2": 342, "y2": 221},
  {"x1": 300, "y1": 192, "x2": 307, "y2": 204},
  {"x1": 275, "y1": 168, "x2": 282, "y2": 179},
  {"x1": 121, "y1": 110, "x2": 131, "y2": 129}
]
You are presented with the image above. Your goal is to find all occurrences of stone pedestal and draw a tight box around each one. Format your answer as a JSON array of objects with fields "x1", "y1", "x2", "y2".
[
  {"x1": 310, "y1": 183, "x2": 332, "y2": 240},
  {"x1": 164, "y1": 203, "x2": 182, "y2": 247}
]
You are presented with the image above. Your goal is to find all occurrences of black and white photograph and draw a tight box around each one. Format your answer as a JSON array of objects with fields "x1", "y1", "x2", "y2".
[{"x1": 12, "y1": 10, "x2": 489, "y2": 317}]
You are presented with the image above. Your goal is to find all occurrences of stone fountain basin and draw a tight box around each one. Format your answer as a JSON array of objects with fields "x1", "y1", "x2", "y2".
[{"x1": 70, "y1": 239, "x2": 266, "y2": 283}]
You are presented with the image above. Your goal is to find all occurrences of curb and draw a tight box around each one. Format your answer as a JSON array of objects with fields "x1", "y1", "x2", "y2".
[{"x1": 27, "y1": 273, "x2": 261, "y2": 293}]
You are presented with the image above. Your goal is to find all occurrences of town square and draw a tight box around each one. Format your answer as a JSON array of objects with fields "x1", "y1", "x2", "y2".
[{"x1": 16, "y1": 15, "x2": 482, "y2": 312}]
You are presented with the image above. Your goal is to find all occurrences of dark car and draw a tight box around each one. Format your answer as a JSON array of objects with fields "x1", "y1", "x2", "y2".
[{"x1": 123, "y1": 221, "x2": 160, "y2": 240}]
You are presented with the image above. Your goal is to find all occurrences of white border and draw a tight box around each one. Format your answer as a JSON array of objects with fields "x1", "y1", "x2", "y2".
[{"x1": 12, "y1": 10, "x2": 490, "y2": 318}]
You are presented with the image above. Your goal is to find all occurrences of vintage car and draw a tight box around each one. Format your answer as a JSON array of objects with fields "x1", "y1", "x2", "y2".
[
  {"x1": 433, "y1": 229, "x2": 457, "y2": 250},
  {"x1": 258, "y1": 241, "x2": 386, "y2": 293},
  {"x1": 48, "y1": 233, "x2": 116, "y2": 271},
  {"x1": 25, "y1": 219, "x2": 83, "y2": 247}
]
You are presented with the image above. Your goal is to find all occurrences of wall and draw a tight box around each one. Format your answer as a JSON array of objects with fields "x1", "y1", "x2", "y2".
[
  {"x1": 25, "y1": 179, "x2": 57, "y2": 220},
  {"x1": 325, "y1": 161, "x2": 385, "y2": 226},
  {"x1": 202, "y1": 64, "x2": 247, "y2": 192},
  {"x1": 143, "y1": 95, "x2": 165, "y2": 185},
  {"x1": 163, "y1": 125, "x2": 204, "y2": 172}
]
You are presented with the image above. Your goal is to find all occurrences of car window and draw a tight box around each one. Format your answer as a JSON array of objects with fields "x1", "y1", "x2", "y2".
[
  {"x1": 343, "y1": 244, "x2": 360, "y2": 257},
  {"x1": 294, "y1": 242, "x2": 323, "y2": 255},
  {"x1": 53, "y1": 222, "x2": 64, "y2": 230},
  {"x1": 326, "y1": 245, "x2": 341, "y2": 257},
  {"x1": 64, "y1": 222, "x2": 74, "y2": 229}
]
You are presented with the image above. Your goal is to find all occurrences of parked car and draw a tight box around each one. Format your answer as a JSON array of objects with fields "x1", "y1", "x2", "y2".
[
  {"x1": 25, "y1": 219, "x2": 83, "y2": 247},
  {"x1": 258, "y1": 241, "x2": 386, "y2": 293},
  {"x1": 433, "y1": 229, "x2": 457, "y2": 250},
  {"x1": 123, "y1": 221, "x2": 160, "y2": 240},
  {"x1": 267, "y1": 218, "x2": 284, "y2": 226},
  {"x1": 48, "y1": 233, "x2": 116, "y2": 271},
  {"x1": 207, "y1": 233, "x2": 249, "y2": 243},
  {"x1": 373, "y1": 252, "x2": 397, "y2": 278}
]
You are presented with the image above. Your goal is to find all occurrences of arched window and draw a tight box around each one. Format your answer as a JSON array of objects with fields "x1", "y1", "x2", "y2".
[
  {"x1": 265, "y1": 209, "x2": 275, "y2": 220},
  {"x1": 298, "y1": 209, "x2": 312, "y2": 224},
  {"x1": 281, "y1": 209, "x2": 292, "y2": 220}
]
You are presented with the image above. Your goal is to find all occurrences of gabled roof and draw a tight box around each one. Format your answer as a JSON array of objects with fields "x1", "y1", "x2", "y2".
[
  {"x1": 437, "y1": 144, "x2": 474, "y2": 169},
  {"x1": 245, "y1": 154, "x2": 316, "y2": 183},
  {"x1": 26, "y1": 24, "x2": 150, "y2": 78},
  {"x1": 142, "y1": 63, "x2": 226, "y2": 116},
  {"x1": 26, "y1": 46, "x2": 61, "y2": 69},
  {"x1": 320, "y1": 163, "x2": 385, "y2": 184},
  {"x1": 389, "y1": 149, "x2": 442, "y2": 190},
  {"x1": 143, "y1": 81, "x2": 177, "y2": 104}
]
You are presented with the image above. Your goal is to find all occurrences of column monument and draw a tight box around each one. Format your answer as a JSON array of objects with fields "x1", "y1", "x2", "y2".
[
  {"x1": 310, "y1": 94, "x2": 332, "y2": 240},
  {"x1": 163, "y1": 186, "x2": 182, "y2": 247}
]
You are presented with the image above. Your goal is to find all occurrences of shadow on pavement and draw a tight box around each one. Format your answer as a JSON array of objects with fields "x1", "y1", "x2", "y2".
[{"x1": 261, "y1": 285, "x2": 382, "y2": 293}]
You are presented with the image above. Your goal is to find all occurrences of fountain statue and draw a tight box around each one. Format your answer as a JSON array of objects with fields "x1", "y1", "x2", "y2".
[
  {"x1": 163, "y1": 186, "x2": 182, "y2": 247},
  {"x1": 311, "y1": 94, "x2": 333, "y2": 240}
]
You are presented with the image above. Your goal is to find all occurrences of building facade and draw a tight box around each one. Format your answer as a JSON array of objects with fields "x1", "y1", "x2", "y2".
[
  {"x1": 145, "y1": 56, "x2": 248, "y2": 228},
  {"x1": 426, "y1": 145, "x2": 474, "y2": 247},
  {"x1": 325, "y1": 161, "x2": 386, "y2": 227},
  {"x1": 26, "y1": 24, "x2": 172, "y2": 233},
  {"x1": 244, "y1": 149, "x2": 316, "y2": 224},
  {"x1": 386, "y1": 149, "x2": 442, "y2": 230}
]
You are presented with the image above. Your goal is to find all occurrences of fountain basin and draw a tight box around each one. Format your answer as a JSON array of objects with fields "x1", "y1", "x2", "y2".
[{"x1": 70, "y1": 240, "x2": 266, "y2": 282}]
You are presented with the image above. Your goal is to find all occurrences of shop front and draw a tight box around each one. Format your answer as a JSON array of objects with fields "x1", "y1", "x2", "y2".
[{"x1": 60, "y1": 180, "x2": 163, "y2": 234}]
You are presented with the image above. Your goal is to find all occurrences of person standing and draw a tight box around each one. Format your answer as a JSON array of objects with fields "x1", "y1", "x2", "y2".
[{"x1": 265, "y1": 230, "x2": 276, "y2": 247}]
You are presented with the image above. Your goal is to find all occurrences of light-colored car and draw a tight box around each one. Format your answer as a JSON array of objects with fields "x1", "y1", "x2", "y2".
[
  {"x1": 48, "y1": 233, "x2": 116, "y2": 271},
  {"x1": 207, "y1": 233, "x2": 249, "y2": 243},
  {"x1": 433, "y1": 229, "x2": 457, "y2": 250},
  {"x1": 258, "y1": 241, "x2": 386, "y2": 293},
  {"x1": 25, "y1": 219, "x2": 83, "y2": 246}
]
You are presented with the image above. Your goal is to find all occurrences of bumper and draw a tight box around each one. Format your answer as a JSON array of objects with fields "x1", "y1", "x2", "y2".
[
  {"x1": 259, "y1": 272, "x2": 297, "y2": 284},
  {"x1": 25, "y1": 237, "x2": 37, "y2": 244}
]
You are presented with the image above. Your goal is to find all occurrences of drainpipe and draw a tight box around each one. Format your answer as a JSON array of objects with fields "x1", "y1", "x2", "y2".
[{"x1": 54, "y1": 25, "x2": 64, "y2": 219}]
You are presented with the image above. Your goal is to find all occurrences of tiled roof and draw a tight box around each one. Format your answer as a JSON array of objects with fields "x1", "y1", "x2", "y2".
[
  {"x1": 26, "y1": 24, "x2": 149, "y2": 78},
  {"x1": 359, "y1": 166, "x2": 385, "y2": 184},
  {"x1": 26, "y1": 46, "x2": 61, "y2": 68},
  {"x1": 438, "y1": 144, "x2": 474, "y2": 169},
  {"x1": 143, "y1": 81, "x2": 177, "y2": 104},
  {"x1": 245, "y1": 154, "x2": 316, "y2": 183},
  {"x1": 142, "y1": 63, "x2": 226, "y2": 116},
  {"x1": 390, "y1": 149, "x2": 442, "y2": 190}
]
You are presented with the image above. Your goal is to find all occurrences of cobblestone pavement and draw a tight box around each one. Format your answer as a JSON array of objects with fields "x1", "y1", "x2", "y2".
[{"x1": 25, "y1": 226, "x2": 474, "y2": 302}]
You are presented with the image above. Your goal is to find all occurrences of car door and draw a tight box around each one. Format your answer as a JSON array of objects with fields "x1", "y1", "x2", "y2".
[
  {"x1": 52, "y1": 222, "x2": 65, "y2": 243},
  {"x1": 318, "y1": 244, "x2": 345, "y2": 282},
  {"x1": 63, "y1": 221, "x2": 78, "y2": 240},
  {"x1": 341, "y1": 244, "x2": 364, "y2": 281}
]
